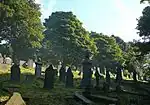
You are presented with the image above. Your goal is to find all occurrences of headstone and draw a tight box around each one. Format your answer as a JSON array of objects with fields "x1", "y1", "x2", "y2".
[
  {"x1": 0, "y1": 53, "x2": 3, "y2": 64},
  {"x1": 94, "y1": 67, "x2": 100, "y2": 88},
  {"x1": 3, "y1": 55, "x2": 6, "y2": 64},
  {"x1": 5, "y1": 92, "x2": 26, "y2": 105},
  {"x1": 10, "y1": 64, "x2": 20, "y2": 82},
  {"x1": 5, "y1": 57, "x2": 12, "y2": 64},
  {"x1": 59, "y1": 65, "x2": 66, "y2": 82},
  {"x1": 133, "y1": 69, "x2": 137, "y2": 82},
  {"x1": 106, "y1": 69, "x2": 110, "y2": 84},
  {"x1": 35, "y1": 58, "x2": 42, "y2": 77},
  {"x1": 43, "y1": 64, "x2": 55, "y2": 89},
  {"x1": 116, "y1": 64, "x2": 122, "y2": 84},
  {"x1": 80, "y1": 52, "x2": 93, "y2": 89},
  {"x1": 20, "y1": 60, "x2": 26, "y2": 66},
  {"x1": 65, "y1": 67, "x2": 74, "y2": 88},
  {"x1": 27, "y1": 59, "x2": 34, "y2": 68},
  {"x1": 103, "y1": 82, "x2": 109, "y2": 94}
]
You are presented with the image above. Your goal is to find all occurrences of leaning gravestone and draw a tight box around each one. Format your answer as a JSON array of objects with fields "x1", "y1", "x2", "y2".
[
  {"x1": 10, "y1": 64, "x2": 20, "y2": 82},
  {"x1": 35, "y1": 58, "x2": 42, "y2": 77},
  {"x1": 43, "y1": 64, "x2": 55, "y2": 89},
  {"x1": 59, "y1": 65, "x2": 66, "y2": 82},
  {"x1": 81, "y1": 52, "x2": 93, "y2": 96},
  {"x1": 65, "y1": 67, "x2": 74, "y2": 88},
  {"x1": 5, "y1": 92, "x2": 26, "y2": 105}
]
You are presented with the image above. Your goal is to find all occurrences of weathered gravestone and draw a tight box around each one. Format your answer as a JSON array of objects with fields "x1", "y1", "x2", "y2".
[
  {"x1": 10, "y1": 64, "x2": 20, "y2": 82},
  {"x1": 27, "y1": 59, "x2": 34, "y2": 68},
  {"x1": 103, "y1": 69, "x2": 110, "y2": 94},
  {"x1": 81, "y1": 52, "x2": 93, "y2": 96},
  {"x1": 59, "y1": 65, "x2": 66, "y2": 82},
  {"x1": 65, "y1": 67, "x2": 74, "y2": 88},
  {"x1": 0, "y1": 53, "x2": 3, "y2": 63},
  {"x1": 106, "y1": 69, "x2": 110, "y2": 84},
  {"x1": 43, "y1": 64, "x2": 55, "y2": 89},
  {"x1": 94, "y1": 67, "x2": 100, "y2": 88},
  {"x1": 5, "y1": 92, "x2": 26, "y2": 105},
  {"x1": 3, "y1": 55, "x2": 6, "y2": 64},
  {"x1": 116, "y1": 63, "x2": 122, "y2": 84},
  {"x1": 133, "y1": 69, "x2": 137, "y2": 82},
  {"x1": 35, "y1": 58, "x2": 42, "y2": 77}
]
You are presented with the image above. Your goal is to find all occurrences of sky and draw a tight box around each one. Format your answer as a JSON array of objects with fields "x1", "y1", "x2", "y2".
[{"x1": 35, "y1": 0, "x2": 149, "y2": 42}]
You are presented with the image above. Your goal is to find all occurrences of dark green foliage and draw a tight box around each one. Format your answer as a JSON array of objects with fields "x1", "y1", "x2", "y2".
[
  {"x1": 136, "y1": 6, "x2": 150, "y2": 55},
  {"x1": 91, "y1": 32, "x2": 124, "y2": 72},
  {"x1": 43, "y1": 11, "x2": 97, "y2": 65},
  {"x1": 0, "y1": 0, "x2": 44, "y2": 61},
  {"x1": 111, "y1": 35, "x2": 127, "y2": 52},
  {"x1": 140, "y1": 0, "x2": 150, "y2": 3}
]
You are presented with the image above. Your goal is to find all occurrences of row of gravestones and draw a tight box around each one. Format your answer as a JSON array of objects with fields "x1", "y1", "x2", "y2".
[
  {"x1": 43, "y1": 65, "x2": 74, "y2": 89},
  {"x1": 10, "y1": 53, "x2": 138, "y2": 91}
]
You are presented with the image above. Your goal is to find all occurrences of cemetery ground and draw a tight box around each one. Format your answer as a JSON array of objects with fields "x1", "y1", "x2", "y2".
[{"x1": 0, "y1": 64, "x2": 150, "y2": 105}]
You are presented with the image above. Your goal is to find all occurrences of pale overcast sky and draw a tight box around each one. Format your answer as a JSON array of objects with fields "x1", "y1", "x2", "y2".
[{"x1": 35, "y1": 0, "x2": 149, "y2": 42}]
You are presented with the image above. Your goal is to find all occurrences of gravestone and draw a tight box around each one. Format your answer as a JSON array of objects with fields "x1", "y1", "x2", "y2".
[
  {"x1": 0, "y1": 53, "x2": 3, "y2": 63},
  {"x1": 35, "y1": 58, "x2": 42, "y2": 77},
  {"x1": 5, "y1": 57, "x2": 12, "y2": 64},
  {"x1": 59, "y1": 65, "x2": 66, "y2": 82},
  {"x1": 20, "y1": 60, "x2": 26, "y2": 66},
  {"x1": 10, "y1": 64, "x2": 20, "y2": 82},
  {"x1": 133, "y1": 69, "x2": 137, "y2": 82},
  {"x1": 27, "y1": 59, "x2": 34, "y2": 68},
  {"x1": 103, "y1": 82, "x2": 109, "y2": 95},
  {"x1": 94, "y1": 67, "x2": 100, "y2": 88},
  {"x1": 106, "y1": 69, "x2": 110, "y2": 84},
  {"x1": 65, "y1": 67, "x2": 74, "y2": 88},
  {"x1": 80, "y1": 52, "x2": 93, "y2": 95},
  {"x1": 116, "y1": 64, "x2": 122, "y2": 84},
  {"x1": 43, "y1": 64, "x2": 55, "y2": 89},
  {"x1": 3, "y1": 55, "x2": 6, "y2": 64},
  {"x1": 5, "y1": 92, "x2": 26, "y2": 105}
]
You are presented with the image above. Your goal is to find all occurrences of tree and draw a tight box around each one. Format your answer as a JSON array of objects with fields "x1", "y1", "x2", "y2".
[
  {"x1": 136, "y1": 6, "x2": 150, "y2": 55},
  {"x1": 43, "y1": 11, "x2": 97, "y2": 65},
  {"x1": 140, "y1": 0, "x2": 150, "y2": 4},
  {"x1": 0, "y1": 0, "x2": 44, "y2": 63},
  {"x1": 111, "y1": 35, "x2": 127, "y2": 52},
  {"x1": 91, "y1": 32, "x2": 124, "y2": 73}
]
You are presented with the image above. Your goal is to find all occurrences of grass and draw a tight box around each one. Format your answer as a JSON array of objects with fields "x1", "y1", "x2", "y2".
[
  {"x1": 0, "y1": 64, "x2": 149, "y2": 105},
  {"x1": 0, "y1": 64, "x2": 83, "y2": 105}
]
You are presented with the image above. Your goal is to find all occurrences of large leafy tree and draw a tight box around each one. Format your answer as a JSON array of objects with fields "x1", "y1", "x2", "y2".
[
  {"x1": 140, "y1": 0, "x2": 150, "y2": 3},
  {"x1": 43, "y1": 11, "x2": 97, "y2": 65},
  {"x1": 111, "y1": 35, "x2": 127, "y2": 52},
  {"x1": 0, "y1": 0, "x2": 44, "y2": 62},
  {"x1": 91, "y1": 32, "x2": 124, "y2": 72},
  {"x1": 136, "y1": 6, "x2": 150, "y2": 55}
]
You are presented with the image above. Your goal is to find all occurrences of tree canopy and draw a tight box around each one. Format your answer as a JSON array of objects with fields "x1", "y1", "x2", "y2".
[
  {"x1": 91, "y1": 32, "x2": 124, "y2": 71},
  {"x1": 0, "y1": 0, "x2": 44, "y2": 61},
  {"x1": 136, "y1": 6, "x2": 150, "y2": 55},
  {"x1": 43, "y1": 11, "x2": 97, "y2": 65}
]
